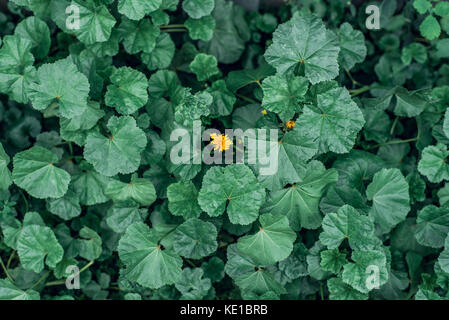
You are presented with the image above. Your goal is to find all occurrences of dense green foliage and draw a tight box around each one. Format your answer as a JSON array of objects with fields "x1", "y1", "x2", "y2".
[{"x1": 1, "y1": 0, "x2": 449, "y2": 301}]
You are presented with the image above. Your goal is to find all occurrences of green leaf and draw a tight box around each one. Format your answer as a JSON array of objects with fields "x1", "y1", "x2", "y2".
[
  {"x1": 173, "y1": 218, "x2": 218, "y2": 259},
  {"x1": 47, "y1": 189, "x2": 81, "y2": 221},
  {"x1": 189, "y1": 53, "x2": 220, "y2": 82},
  {"x1": 167, "y1": 180, "x2": 202, "y2": 219},
  {"x1": 333, "y1": 150, "x2": 385, "y2": 191},
  {"x1": 261, "y1": 160, "x2": 338, "y2": 230},
  {"x1": 198, "y1": 0, "x2": 246, "y2": 64},
  {"x1": 261, "y1": 75, "x2": 308, "y2": 122},
  {"x1": 338, "y1": 22, "x2": 367, "y2": 70},
  {"x1": 0, "y1": 279, "x2": 40, "y2": 300},
  {"x1": 320, "y1": 185, "x2": 369, "y2": 215},
  {"x1": 198, "y1": 164, "x2": 266, "y2": 225},
  {"x1": 60, "y1": 101, "x2": 104, "y2": 132},
  {"x1": 327, "y1": 277, "x2": 368, "y2": 300},
  {"x1": 117, "y1": 0, "x2": 162, "y2": 20},
  {"x1": 185, "y1": 16, "x2": 216, "y2": 41},
  {"x1": 0, "y1": 142, "x2": 12, "y2": 190},
  {"x1": 393, "y1": 88, "x2": 428, "y2": 118},
  {"x1": 226, "y1": 61, "x2": 275, "y2": 93},
  {"x1": 438, "y1": 234, "x2": 449, "y2": 273},
  {"x1": 255, "y1": 128, "x2": 319, "y2": 191},
  {"x1": 118, "y1": 222, "x2": 183, "y2": 289},
  {"x1": 235, "y1": 267, "x2": 286, "y2": 296},
  {"x1": 70, "y1": 0, "x2": 116, "y2": 45},
  {"x1": 14, "y1": 16, "x2": 51, "y2": 59},
  {"x1": 106, "y1": 201, "x2": 148, "y2": 233},
  {"x1": 0, "y1": 34, "x2": 36, "y2": 103},
  {"x1": 17, "y1": 225, "x2": 64, "y2": 273},
  {"x1": 265, "y1": 11, "x2": 340, "y2": 84},
  {"x1": 105, "y1": 67, "x2": 148, "y2": 115},
  {"x1": 201, "y1": 257, "x2": 225, "y2": 283},
  {"x1": 366, "y1": 168, "x2": 410, "y2": 233},
  {"x1": 13, "y1": 146, "x2": 71, "y2": 199},
  {"x1": 175, "y1": 267, "x2": 211, "y2": 299},
  {"x1": 71, "y1": 161, "x2": 111, "y2": 206},
  {"x1": 182, "y1": 0, "x2": 214, "y2": 19},
  {"x1": 413, "y1": 0, "x2": 432, "y2": 14},
  {"x1": 206, "y1": 80, "x2": 236, "y2": 117},
  {"x1": 174, "y1": 90, "x2": 213, "y2": 126},
  {"x1": 237, "y1": 213, "x2": 296, "y2": 265},
  {"x1": 401, "y1": 43, "x2": 428, "y2": 65},
  {"x1": 77, "y1": 227, "x2": 102, "y2": 261},
  {"x1": 415, "y1": 205, "x2": 449, "y2": 248},
  {"x1": 435, "y1": 2, "x2": 449, "y2": 17},
  {"x1": 84, "y1": 116, "x2": 147, "y2": 176},
  {"x1": 28, "y1": 58, "x2": 90, "y2": 119},
  {"x1": 320, "y1": 249, "x2": 347, "y2": 274},
  {"x1": 342, "y1": 250, "x2": 389, "y2": 294},
  {"x1": 296, "y1": 87, "x2": 365, "y2": 154},
  {"x1": 141, "y1": 33, "x2": 175, "y2": 71},
  {"x1": 105, "y1": 175, "x2": 156, "y2": 206},
  {"x1": 319, "y1": 205, "x2": 380, "y2": 251},
  {"x1": 420, "y1": 15, "x2": 441, "y2": 40},
  {"x1": 118, "y1": 18, "x2": 160, "y2": 54},
  {"x1": 418, "y1": 143, "x2": 449, "y2": 183}
]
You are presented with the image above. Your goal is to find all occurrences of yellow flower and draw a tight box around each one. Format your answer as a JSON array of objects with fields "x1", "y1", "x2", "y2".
[
  {"x1": 286, "y1": 120, "x2": 295, "y2": 129},
  {"x1": 210, "y1": 133, "x2": 233, "y2": 152},
  {"x1": 261, "y1": 109, "x2": 267, "y2": 115}
]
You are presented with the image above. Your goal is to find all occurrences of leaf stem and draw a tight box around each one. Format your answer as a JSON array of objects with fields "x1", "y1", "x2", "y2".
[
  {"x1": 161, "y1": 29, "x2": 187, "y2": 33},
  {"x1": 0, "y1": 256, "x2": 13, "y2": 282},
  {"x1": 30, "y1": 271, "x2": 50, "y2": 290},
  {"x1": 235, "y1": 93, "x2": 257, "y2": 104},
  {"x1": 345, "y1": 68, "x2": 359, "y2": 88},
  {"x1": 19, "y1": 190, "x2": 29, "y2": 213},
  {"x1": 6, "y1": 251, "x2": 15, "y2": 269},
  {"x1": 160, "y1": 24, "x2": 185, "y2": 29},
  {"x1": 367, "y1": 137, "x2": 419, "y2": 150},
  {"x1": 44, "y1": 260, "x2": 95, "y2": 287},
  {"x1": 185, "y1": 259, "x2": 197, "y2": 268},
  {"x1": 349, "y1": 85, "x2": 379, "y2": 97},
  {"x1": 390, "y1": 116, "x2": 399, "y2": 136}
]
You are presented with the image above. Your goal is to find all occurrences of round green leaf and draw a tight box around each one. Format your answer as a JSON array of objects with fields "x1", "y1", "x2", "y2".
[
  {"x1": 338, "y1": 22, "x2": 367, "y2": 70},
  {"x1": 105, "y1": 67, "x2": 148, "y2": 115},
  {"x1": 117, "y1": 0, "x2": 162, "y2": 20},
  {"x1": 118, "y1": 222, "x2": 183, "y2": 289},
  {"x1": 13, "y1": 146, "x2": 71, "y2": 199},
  {"x1": 70, "y1": 0, "x2": 116, "y2": 45},
  {"x1": 189, "y1": 53, "x2": 220, "y2": 82},
  {"x1": 418, "y1": 143, "x2": 449, "y2": 183},
  {"x1": 319, "y1": 205, "x2": 380, "y2": 251},
  {"x1": 185, "y1": 16, "x2": 216, "y2": 41},
  {"x1": 141, "y1": 33, "x2": 175, "y2": 71},
  {"x1": 167, "y1": 180, "x2": 202, "y2": 219},
  {"x1": 198, "y1": 164, "x2": 266, "y2": 225},
  {"x1": 17, "y1": 225, "x2": 64, "y2": 273},
  {"x1": 173, "y1": 218, "x2": 218, "y2": 259},
  {"x1": 415, "y1": 205, "x2": 449, "y2": 248},
  {"x1": 366, "y1": 168, "x2": 410, "y2": 233},
  {"x1": 296, "y1": 87, "x2": 365, "y2": 154},
  {"x1": 47, "y1": 189, "x2": 81, "y2": 221},
  {"x1": 182, "y1": 0, "x2": 214, "y2": 19},
  {"x1": 264, "y1": 11, "x2": 340, "y2": 84},
  {"x1": 84, "y1": 116, "x2": 147, "y2": 177},
  {"x1": 105, "y1": 175, "x2": 156, "y2": 206},
  {"x1": 28, "y1": 58, "x2": 90, "y2": 119},
  {"x1": 14, "y1": 16, "x2": 51, "y2": 59},
  {"x1": 237, "y1": 213, "x2": 296, "y2": 265},
  {"x1": 261, "y1": 75, "x2": 308, "y2": 122}
]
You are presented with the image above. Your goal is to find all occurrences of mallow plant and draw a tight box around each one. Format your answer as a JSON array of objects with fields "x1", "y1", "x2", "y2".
[{"x1": 1, "y1": 0, "x2": 449, "y2": 301}]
